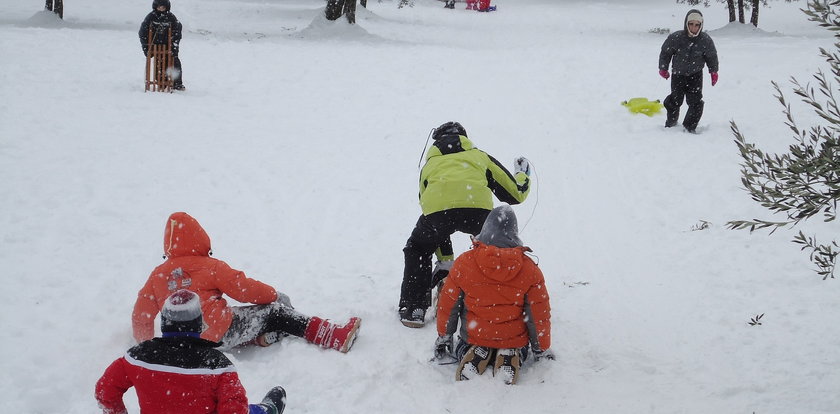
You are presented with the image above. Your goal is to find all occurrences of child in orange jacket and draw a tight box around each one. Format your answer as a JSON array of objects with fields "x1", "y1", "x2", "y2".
[
  {"x1": 434, "y1": 205, "x2": 553, "y2": 384},
  {"x1": 132, "y1": 212, "x2": 360, "y2": 352}
]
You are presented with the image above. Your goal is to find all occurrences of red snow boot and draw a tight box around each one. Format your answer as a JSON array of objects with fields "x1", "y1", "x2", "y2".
[
  {"x1": 466, "y1": 0, "x2": 477, "y2": 9},
  {"x1": 477, "y1": 0, "x2": 491, "y2": 11},
  {"x1": 304, "y1": 316, "x2": 361, "y2": 353}
]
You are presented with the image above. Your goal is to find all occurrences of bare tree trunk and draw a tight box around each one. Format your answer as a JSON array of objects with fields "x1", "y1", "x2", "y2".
[
  {"x1": 45, "y1": 0, "x2": 64, "y2": 19},
  {"x1": 325, "y1": 0, "x2": 356, "y2": 24},
  {"x1": 750, "y1": 0, "x2": 760, "y2": 26},
  {"x1": 738, "y1": 0, "x2": 745, "y2": 23},
  {"x1": 343, "y1": 0, "x2": 356, "y2": 24},
  {"x1": 326, "y1": 0, "x2": 345, "y2": 21},
  {"x1": 727, "y1": 0, "x2": 736, "y2": 22}
]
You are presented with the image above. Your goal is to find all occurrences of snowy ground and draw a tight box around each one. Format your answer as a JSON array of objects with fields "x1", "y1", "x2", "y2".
[{"x1": 1, "y1": 0, "x2": 839, "y2": 413}]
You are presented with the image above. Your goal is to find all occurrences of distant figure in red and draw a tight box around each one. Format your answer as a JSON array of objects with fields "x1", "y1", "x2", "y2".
[
  {"x1": 445, "y1": 0, "x2": 493, "y2": 11},
  {"x1": 132, "y1": 212, "x2": 361, "y2": 353}
]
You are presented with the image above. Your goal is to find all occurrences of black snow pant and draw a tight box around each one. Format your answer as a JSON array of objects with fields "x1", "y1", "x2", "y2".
[
  {"x1": 400, "y1": 208, "x2": 490, "y2": 310},
  {"x1": 664, "y1": 71, "x2": 704, "y2": 131},
  {"x1": 220, "y1": 302, "x2": 310, "y2": 349}
]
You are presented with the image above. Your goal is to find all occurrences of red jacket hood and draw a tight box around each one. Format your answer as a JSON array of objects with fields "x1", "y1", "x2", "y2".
[
  {"x1": 472, "y1": 241, "x2": 531, "y2": 283},
  {"x1": 164, "y1": 212, "x2": 211, "y2": 258}
]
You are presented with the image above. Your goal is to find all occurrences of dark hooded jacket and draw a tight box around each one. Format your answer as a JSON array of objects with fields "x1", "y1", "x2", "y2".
[
  {"x1": 436, "y1": 205, "x2": 551, "y2": 351},
  {"x1": 139, "y1": 0, "x2": 183, "y2": 56},
  {"x1": 659, "y1": 9, "x2": 718, "y2": 76}
]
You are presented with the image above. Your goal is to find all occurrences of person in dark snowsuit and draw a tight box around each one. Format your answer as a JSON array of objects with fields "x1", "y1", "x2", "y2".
[
  {"x1": 398, "y1": 121, "x2": 531, "y2": 328},
  {"x1": 97, "y1": 290, "x2": 287, "y2": 414},
  {"x1": 139, "y1": 0, "x2": 185, "y2": 90},
  {"x1": 658, "y1": 9, "x2": 719, "y2": 133}
]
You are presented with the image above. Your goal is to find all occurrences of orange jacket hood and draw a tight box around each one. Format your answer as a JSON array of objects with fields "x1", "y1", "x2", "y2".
[
  {"x1": 164, "y1": 212, "x2": 211, "y2": 258},
  {"x1": 472, "y1": 241, "x2": 531, "y2": 283}
]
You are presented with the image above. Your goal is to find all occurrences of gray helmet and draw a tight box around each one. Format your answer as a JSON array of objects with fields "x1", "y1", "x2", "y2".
[{"x1": 476, "y1": 205, "x2": 523, "y2": 248}]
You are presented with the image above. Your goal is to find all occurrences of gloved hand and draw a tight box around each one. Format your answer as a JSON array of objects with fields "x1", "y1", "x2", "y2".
[
  {"x1": 275, "y1": 292, "x2": 293, "y2": 309},
  {"x1": 710, "y1": 72, "x2": 718, "y2": 86},
  {"x1": 434, "y1": 334, "x2": 455, "y2": 361},
  {"x1": 514, "y1": 157, "x2": 531, "y2": 177},
  {"x1": 534, "y1": 349, "x2": 556, "y2": 362},
  {"x1": 142, "y1": 47, "x2": 149, "y2": 57},
  {"x1": 659, "y1": 69, "x2": 670, "y2": 80}
]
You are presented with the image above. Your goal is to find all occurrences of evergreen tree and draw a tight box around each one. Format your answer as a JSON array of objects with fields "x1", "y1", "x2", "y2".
[{"x1": 727, "y1": 0, "x2": 840, "y2": 279}]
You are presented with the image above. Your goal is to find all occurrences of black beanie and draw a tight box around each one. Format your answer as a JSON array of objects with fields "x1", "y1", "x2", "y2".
[
  {"x1": 160, "y1": 289, "x2": 203, "y2": 334},
  {"x1": 153, "y1": 0, "x2": 171, "y2": 11},
  {"x1": 432, "y1": 121, "x2": 467, "y2": 141}
]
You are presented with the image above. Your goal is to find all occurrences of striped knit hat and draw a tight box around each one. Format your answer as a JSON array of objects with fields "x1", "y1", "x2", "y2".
[{"x1": 161, "y1": 289, "x2": 203, "y2": 334}]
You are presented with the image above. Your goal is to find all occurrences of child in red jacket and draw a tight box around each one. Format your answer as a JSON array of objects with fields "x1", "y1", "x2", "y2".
[
  {"x1": 434, "y1": 205, "x2": 553, "y2": 384},
  {"x1": 132, "y1": 212, "x2": 360, "y2": 352},
  {"x1": 98, "y1": 290, "x2": 286, "y2": 414}
]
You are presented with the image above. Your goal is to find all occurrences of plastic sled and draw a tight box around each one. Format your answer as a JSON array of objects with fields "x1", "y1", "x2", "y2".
[{"x1": 621, "y1": 97, "x2": 664, "y2": 117}]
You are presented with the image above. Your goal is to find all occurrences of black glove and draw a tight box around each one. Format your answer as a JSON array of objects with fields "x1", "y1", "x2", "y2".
[
  {"x1": 534, "y1": 349, "x2": 556, "y2": 362},
  {"x1": 142, "y1": 47, "x2": 148, "y2": 57},
  {"x1": 433, "y1": 335, "x2": 456, "y2": 362}
]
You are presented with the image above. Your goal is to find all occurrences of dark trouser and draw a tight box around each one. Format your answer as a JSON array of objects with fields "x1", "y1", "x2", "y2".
[
  {"x1": 221, "y1": 302, "x2": 310, "y2": 349},
  {"x1": 400, "y1": 208, "x2": 490, "y2": 310},
  {"x1": 664, "y1": 71, "x2": 704, "y2": 130}
]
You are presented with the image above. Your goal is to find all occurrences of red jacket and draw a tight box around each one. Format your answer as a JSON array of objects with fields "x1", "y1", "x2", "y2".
[
  {"x1": 132, "y1": 212, "x2": 278, "y2": 342},
  {"x1": 437, "y1": 241, "x2": 551, "y2": 351},
  {"x1": 95, "y1": 336, "x2": 249, "y2": 414}
]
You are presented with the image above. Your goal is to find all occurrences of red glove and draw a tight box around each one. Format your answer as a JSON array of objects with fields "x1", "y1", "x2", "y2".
[
  {"x1": 710, "y1": 72, "x2": 718, "y2": 86},
  {"x1": 659, "y1": 70, "x2": 670, "y2": 80}
]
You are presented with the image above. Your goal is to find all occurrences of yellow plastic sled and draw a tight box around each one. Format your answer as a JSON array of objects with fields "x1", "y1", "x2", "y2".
[{"x1": 621, "y1": 97, "x2": 664, "y2": 117}]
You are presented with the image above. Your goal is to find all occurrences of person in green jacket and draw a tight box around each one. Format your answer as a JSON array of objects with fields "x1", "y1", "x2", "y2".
[{"x1": 399, "y1": 121, "x2": 532, "y2": 328}]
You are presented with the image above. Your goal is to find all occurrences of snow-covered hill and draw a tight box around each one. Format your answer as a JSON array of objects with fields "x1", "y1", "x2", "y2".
[{"x1": 1, "y1": 0, "x2": 838, "y2": 413}]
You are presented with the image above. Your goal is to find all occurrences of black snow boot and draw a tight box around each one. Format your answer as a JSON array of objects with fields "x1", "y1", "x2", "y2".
[
  {"x1": 399, "y1": 306, "x2": 426, "y2": 328},
  {"x1": 259, "y1": 386, "x2": 286, "y2": 414},
  {"x1": 445, "y1": 0, "x2": 455, "y2": 8}
]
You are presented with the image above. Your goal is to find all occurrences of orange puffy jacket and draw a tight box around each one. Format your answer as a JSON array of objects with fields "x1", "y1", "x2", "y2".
[
  {"x1": 437, "y1": 241, "x2": 551, "y2": 351},
  {"x1": 132, "y1": 212, "x2": 278, "y2": 343}
]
